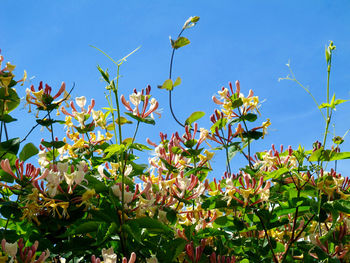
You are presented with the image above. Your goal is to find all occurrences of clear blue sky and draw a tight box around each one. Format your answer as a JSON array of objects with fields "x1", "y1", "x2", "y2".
[{"x1": 2, "y1": 1, "x2": 350, "y2": 177}]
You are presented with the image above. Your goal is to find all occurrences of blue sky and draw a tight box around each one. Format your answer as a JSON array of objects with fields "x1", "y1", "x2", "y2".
[{"x1": 2, "y1": 1, "x2": 350, "y2": 177}]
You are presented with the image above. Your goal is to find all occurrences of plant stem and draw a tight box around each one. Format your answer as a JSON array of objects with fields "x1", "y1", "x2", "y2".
[
  {"x1": 48, "y1": 111, "x2": 56, "y2": 163},
  {"x1": 113, "y1": 65, "x2": 125, "y2": 220},
  {"x1": 322, "y1": 55, "x2": 332, "y2": 148},
  {"x1": 168, "y1": 28, "x2": 186, "y2": 128},
  {"x1": 237, "y1": 107, "x2": 252, "y2": 168},
  {"x1": 255, "y1": 209, "x2": 278, "y2": 263}
]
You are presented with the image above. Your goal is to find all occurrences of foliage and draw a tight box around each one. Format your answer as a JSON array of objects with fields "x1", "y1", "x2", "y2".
[{"x1": 0, "y1": 17, "x2": 349, "y2": 263}]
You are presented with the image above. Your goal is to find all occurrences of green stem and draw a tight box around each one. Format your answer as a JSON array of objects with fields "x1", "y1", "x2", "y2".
[
  {"x1": 282, "y1": 65, "x2": 326, "y2": 122},
  {"x1": 113, "y1": 65, "x2": 125, "y2": 224},
  {"x1": 237, "y1": 107, "x2": 252, "y2": 168},
  {"x1": 48, "y1": 111, "x2": 56, "y2": 163},
  {"x1": 322, "y1": 61, "x2": 332, "y2": 148},
  {"x1": 106, "y1": 91, "x2": 118, "y2": 144},
  {"x1": 255, "y1": 209, "x2": 278, "y2": 263},
  {"x1": 168, "y1": 28, "x2": 186, "y2": 128},
  {"x1": 131, "y1": 121, "x2": 140, "y2": 144},
  {"x1": 220, "y1": 128, "x2": 231, "y2": 174}
]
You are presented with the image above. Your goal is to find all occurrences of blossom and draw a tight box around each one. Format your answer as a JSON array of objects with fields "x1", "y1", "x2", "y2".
[
  {"x1": 1, "y1": 239, "x2": 17, "y2": 262},
  {"x1": 25, "y1": 81, "x2": 67, "y2": 112},
  {"x1": 212, "y1": 81, "x2": 261, "y2": 118},
  {"x1": 102, "y1": 247, "x2": 117, "y2": 263},
  {"x1": 121, "y1": 85, "x2": 160, "y2": 119},
  {"x1": 60, "y1": 96, "x2": 95, "y2": 128}
]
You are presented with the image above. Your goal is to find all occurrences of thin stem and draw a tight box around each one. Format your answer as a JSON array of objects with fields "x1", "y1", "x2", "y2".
[
  {"x1": 3, "y1": 122, "x2": 8, "y2": 141},
  {"x1": 131, "y1": 121, "x2": 140, "y2": 144},
  {"x1": 237, "y1": 107, "x2": 252, "y2": 168},
  {"x1": 255, "y1": 209, "x2": 278, "y2": 263},
  {"x1": 322, "y1": 61, "x2": 332, "y2": 148},
  {"x1": 220, "y1": 128, "x2": 231, "y2": 174},
  {"x1": 280, "y1": 65, "x2": 326, "y2": 122},
  {"x1": 48, "y1": 111, "x2": 56, "y2": 163},
  {"x1": 168, "y1": 27, "x2": 186, "y2": 127},
  {"x1": 106, "y1": 91, "x2": 118, "y2": 144},
  {"x1": 281, "y1": 185, "x2": 300, "y2": 262},
  {"x1": 113, "y1": 65, "x2": 125, "y2": 224},
  {"x1": 0, "y1": 121, "x2": 3, "y2": 142}
]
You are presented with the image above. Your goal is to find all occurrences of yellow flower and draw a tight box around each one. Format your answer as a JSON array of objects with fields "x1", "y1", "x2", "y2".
[{"x1": 262, "y1": 119, "x2": 271, "y2": 139}]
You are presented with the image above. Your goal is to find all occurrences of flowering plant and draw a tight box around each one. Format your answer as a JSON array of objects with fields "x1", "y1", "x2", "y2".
[{"x1": 0, "y1": 18, "x2": 349, "y2": 263}]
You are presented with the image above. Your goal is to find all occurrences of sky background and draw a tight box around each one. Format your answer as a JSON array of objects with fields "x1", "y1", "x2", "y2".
[{"x1": 1, "y1": 1, "x2": 350, "y2": 178}]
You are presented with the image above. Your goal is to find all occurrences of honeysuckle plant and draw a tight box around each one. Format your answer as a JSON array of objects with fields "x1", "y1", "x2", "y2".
[{"x1": 0, "y1": 18, "x2": 349, "y2": 263}]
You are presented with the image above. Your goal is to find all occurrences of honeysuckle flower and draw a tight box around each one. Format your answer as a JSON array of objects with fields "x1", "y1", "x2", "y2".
[
  {"x1": 121, "y1": 85, "x2": 160, "y2": 119},
  {"x1": 26, "y1": 81, "x2": 66, "y2": 112},
  {"x1": 223, "y1": 173, "x2": 271, "y2": 207},
  {"x1": 254, "y1": 144, "x2": 297, "y2": 172},
  {"x1": 60, "y1": 96, "x2": 95, "y2": 128},
  {"x1": 73, "y1": 188, "x2": 96, "y2": 210},
  {"x1": 91, "y1": 109, "x2": 107, "y2": 129},
  {"x1": 212, "y1": 81, "x2": 261, "y2": 118},
  {"x1": 146, "y1": 255, "x2": 158, "y2": 263},
  {"x1": 111, "y1": 184, "x2": 134, "y2": 204},
  {"x1": 16, "y1": 239, "x2": 50, "y2": 263},
  {"x1": 1, "y1": 239, "x2": 17, "y2": 262},
  {"x1": 0, "y1": 159, "x2": 44, "y2": 184},
  {"x1": 102, "y1": 247, "x2": 117, "y2": 263},
  {"x1": 0, "y1": 54, "x2": 26, "y2": 97}
]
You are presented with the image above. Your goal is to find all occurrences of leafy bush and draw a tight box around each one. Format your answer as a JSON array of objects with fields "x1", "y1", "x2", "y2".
[{"x1": 0, "y1": 17, "x2": 349, "y2": 263}]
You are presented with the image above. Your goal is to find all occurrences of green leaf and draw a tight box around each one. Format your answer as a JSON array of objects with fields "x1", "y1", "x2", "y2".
[
  {"x1": 173, "y1": 37, "x2": 190, "y2": 49},
  {"x1": 125, "y1": 112, "x2": 155, "y2": 125},
  {"x1": 74, "y1": 221, "x2": 100, "y2": 234},
  {"x1": 214, "y1": 216, "x2": 229, "y2": 226},
  {"x1": 334, "y1": 99, "x2": 348, "y2": 106},
  {"x1": 0, "y1": 138, "x2": 20, "y2": 155},
  {"x1": 36, "y1": 119, "x2": 58, "y2": 127},
  {"x1": 19, "y1": 143, "x2": 39, "y2": 161},
  {"x1": 128, "y1": 143, "x2": 152, "y2": 151},
  {"x1": 0, "y1": 169, "x2": 14, "y2": 183},
  {"x1": 0, "y1": 87, "x2": 20, "y2": 114},
  {"x1": 231, "y1": 97, "x2": 243, "y2": 108},
  {"x1": 173, "y1": 77, "x2": 181, "y2": 87},
  {"x1": 325, "y1": 45, "x2": 330, "y2": 64},
  {"x1": 265, "y1": 167, "x2": 289, "y2": 180},
  {"x1": 329, "y1": 93, "x2": 336, "y2": 108},
  {"x1": 210, "y1": 118, "x2": 227, "y2": 133},
  {"x1": 242, "y1": 131, "x2": 263, "y2": 140},
  {"x1": 202, "y1": 196, "x2": 227, "y2": 209},
  {"x1": 104, "y1": 144, "x2": 126, "y2": 159},
  {"x1": 228, "y1": 142, "x2": 242, "y2": 161},
  {"x1": 0, "y1": 202, "x2": 22, "y2": 220},
  {"x1": 242, "y1": 113, "x2": 257, "y2": 122},
  {"x1": 318, "y1": 103, "x2": 330, "y2": 109},
  {"x1": 97, "y1": 65, "x2": 110, "y2": 83},
  {"x1": 185, "y1": 111, "x2": 205, "y2": 126},
  {"x1": 41, "y1": 140, "x2": 66, "y2": 149},
  {"x1": 0, "y1": 114, "x2": 17, "y2": 123},
  {"x1": 116, "y1": 116, "x2": 132, "y2": 125},
  {"x1": 329, "y1": 152, "x2": 350, "y2": 161},
  {"x1": 158, "y1": 79, "x2": 173, "y2": 91},
  {"x1": 324, "y1": 200, "x2": 350, "y2": 214}
]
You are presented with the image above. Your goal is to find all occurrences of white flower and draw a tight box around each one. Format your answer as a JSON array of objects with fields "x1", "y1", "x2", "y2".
[
  {"x1": 111, "y1": 185, "x2": 134, "y2": 204},
  {"x1": 57, "y1": 162, "x2": 68, "y2": 174},
  {"x1": 2, "y1": 240, "x2": 17, "y2": 259},
  {"x1": 102, "y1": 247, "x2": 117, "y2": 263},
  {"x1": 129, "y1": 92, "x2": 142, "y2": 106},
  {"x1": 146, "y1": 255, "x2": 158, "y2": 263},
  {"x1": 75, "y1": 96, "x2": 86, "y2": 109}
]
